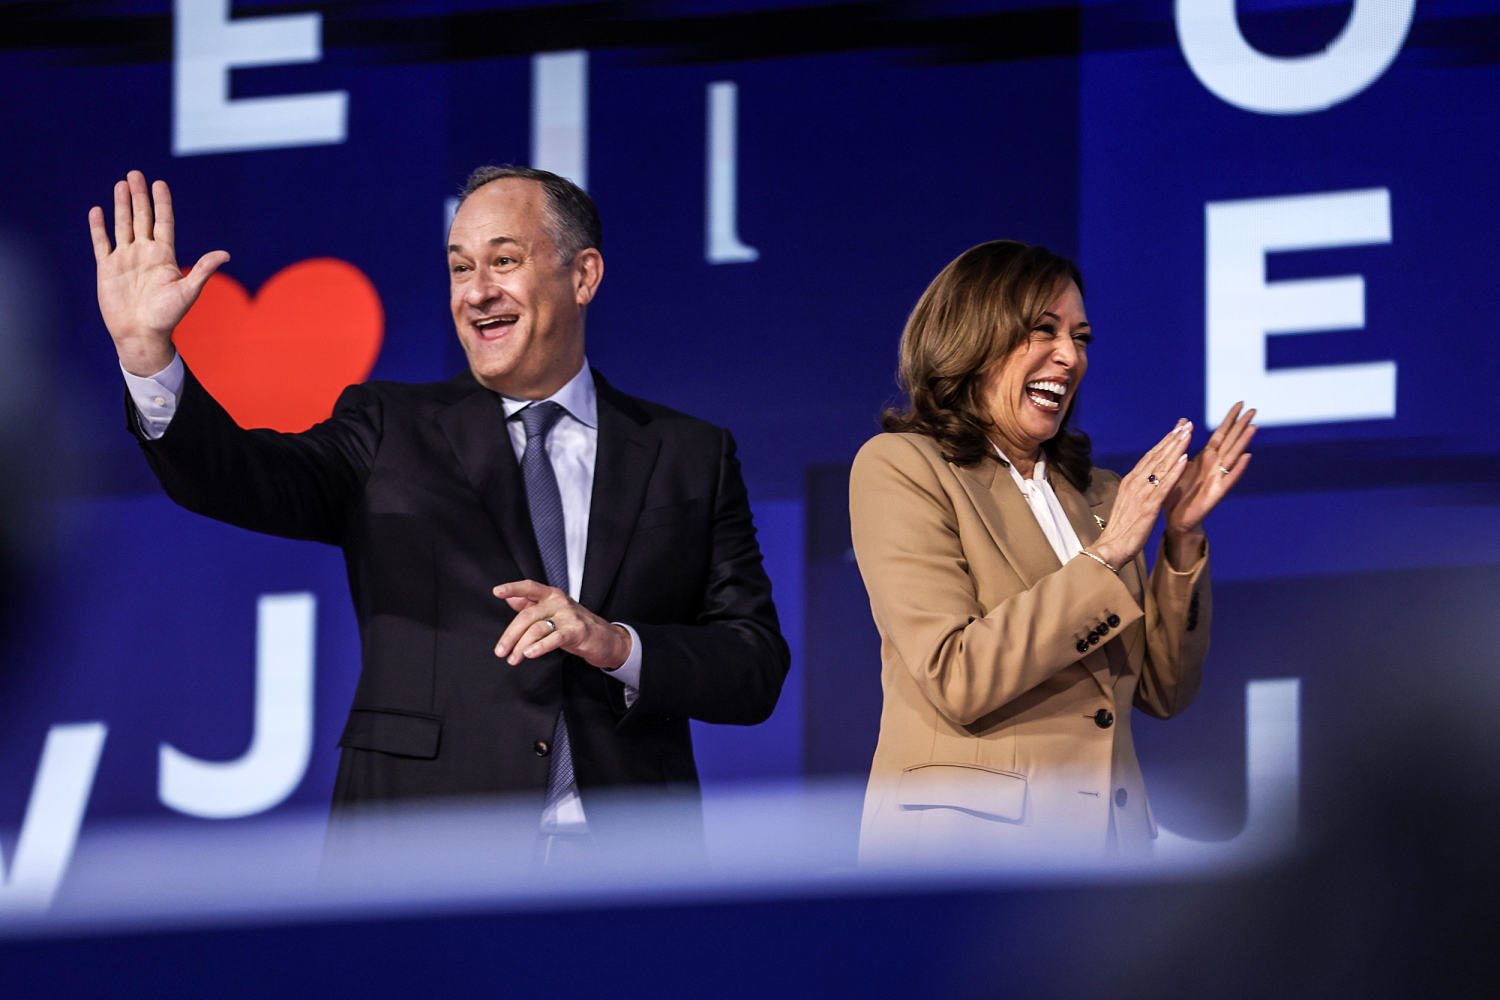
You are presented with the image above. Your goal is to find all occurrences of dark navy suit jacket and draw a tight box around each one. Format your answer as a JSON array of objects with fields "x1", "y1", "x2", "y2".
[{"x1": 133, "y1": 366, "x2": 788, "y2": 827}]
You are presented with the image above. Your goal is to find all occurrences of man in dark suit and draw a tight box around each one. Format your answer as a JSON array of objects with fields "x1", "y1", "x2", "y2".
[{"x1": 89, "y1": 167, "x2": 788, "y2": 856}]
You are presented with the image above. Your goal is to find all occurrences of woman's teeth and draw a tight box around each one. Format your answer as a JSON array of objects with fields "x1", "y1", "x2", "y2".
[{"x1": 1025, "y1": 379, "x2": 1067, "y2": 411}]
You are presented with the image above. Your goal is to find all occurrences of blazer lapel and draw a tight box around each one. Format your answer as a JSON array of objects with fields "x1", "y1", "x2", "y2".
[
  {"x1": 1061, "y1": 472, "x2": 1146, "y2": 607},
  {"x1": 436, "y1": 381, "x2": 548, "y2": 584},
  {"x1": 1052, "y1": 470, "x2": 1102, "y2": 552},
  {"x1": 953, "y1": 459, "x2": 1062, "y2": 590},
  {"x1": 580, "y1": 373, "x2": 660, "y2": 612}
]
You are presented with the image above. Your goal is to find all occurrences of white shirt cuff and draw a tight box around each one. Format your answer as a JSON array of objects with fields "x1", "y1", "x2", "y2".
[
  {"x1": 122, "y1": 354, "x2": 185, "y2": 441},
  {"x1": 609, "y1": 622, "x2": 642, "y2": 706}
]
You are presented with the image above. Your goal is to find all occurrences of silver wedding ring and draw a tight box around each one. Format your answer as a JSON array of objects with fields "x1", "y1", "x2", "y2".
[
  {"x1": 544, "y1": 618, "x2": 557, "y2": 632},
  {"x1": 1218, "y1": 465, "x2": 1231, "y2": 476}
]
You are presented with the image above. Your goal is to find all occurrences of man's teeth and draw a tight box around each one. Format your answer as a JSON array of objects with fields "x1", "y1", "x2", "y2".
[
  {"x1": 475, "y1": 316, "x2": 516, "y2": 330},
  {"x1": 1025, "y1": 380, "x2": 1067, "y2": 411}
]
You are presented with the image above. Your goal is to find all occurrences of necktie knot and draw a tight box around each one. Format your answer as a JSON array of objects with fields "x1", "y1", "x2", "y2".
[
  {"x1": 519, "y1": 401, "x2": 566, "y2": 442},
  {"x1": 515, "y1": 399, "x2": 569, "y2": 596}
]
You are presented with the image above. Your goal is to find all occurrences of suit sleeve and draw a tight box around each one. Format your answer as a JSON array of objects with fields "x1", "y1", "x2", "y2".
[
  {"x1": 1133, "y1": 537, "x2": 1211, "y2": 719},
  {"x1": 130, "y1": 364, "x2": 379, "y2": 545},
  {"x1": 849, "y1": 434, "x2": 1149, "y2": 727},
  {"x1": 623, "y1": 428, "x2": 790, "y2": 727}
]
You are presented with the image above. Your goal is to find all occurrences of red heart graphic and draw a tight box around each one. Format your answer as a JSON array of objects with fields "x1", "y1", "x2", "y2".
[{"x1": 174, "y1": 258, "x2": 384, "y2": 432}]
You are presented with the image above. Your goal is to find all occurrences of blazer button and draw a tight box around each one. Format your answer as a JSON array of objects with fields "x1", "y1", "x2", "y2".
[
  {"x1": 533, "y1": 740, "x2": 550, "y2": 757},
  {"x1": 1087, "y1": 632, "x2": 1100, "y2": 646},
  {"x1": 1107, "y1": 614, "x2": 1120, "y2": 628},
  {"x1": 1096, "y1": 621, "x2": 1110, "y2": 635},
  {"x1": 1115, "y1": 788, "x2": 1128, "y2": 807},
  {"x1": 1093, "y1": 709, "x2": 1114, "y2": 729},
  {"x1": 1076, "y1": 639, "x2": 1089, "y2": 654}
]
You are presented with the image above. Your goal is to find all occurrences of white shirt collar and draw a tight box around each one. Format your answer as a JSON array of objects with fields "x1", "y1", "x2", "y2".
[
  {"x1": 992, "y1": 443, "x2": 1081, "y2": 564},
  {"x1": 1004, "y1": 453, "x2": 1047, "y2": 489},
  {"x1": 498, "y1": 359, "x2": 598, "y2": 429},
  {"x1": 990, "y1": 441, "x2": 1046, "y2": 485}
]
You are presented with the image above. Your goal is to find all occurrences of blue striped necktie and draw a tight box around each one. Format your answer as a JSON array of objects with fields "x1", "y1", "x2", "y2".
[{"x1": 516, "y1": 401, "x2": 575, "y2": 809}]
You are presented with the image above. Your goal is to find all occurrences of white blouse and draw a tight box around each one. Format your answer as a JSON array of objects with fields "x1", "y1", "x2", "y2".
[{"x1": 993, "y1": 445, "x2": 1085, "y2": 567}]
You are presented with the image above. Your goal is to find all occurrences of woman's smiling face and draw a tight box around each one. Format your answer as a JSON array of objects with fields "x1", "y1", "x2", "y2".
[{"x1": 981, "y1": 279, "x2": 1091, "y2": 463}]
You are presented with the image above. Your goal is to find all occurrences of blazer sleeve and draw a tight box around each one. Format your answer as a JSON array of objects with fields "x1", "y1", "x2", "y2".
[
  {"x1": 1133, "y1": 536, "x2": 1211, "y2": 719},
  {"x1": 130, "y1": 364, "x2": 379, "y2": 545},
  {"x1": 623, "y1": 427, "x2": 790, "y2": 728},
  {"x1": 849, "y1": 434, "x2": 1151, "y2": 726}
]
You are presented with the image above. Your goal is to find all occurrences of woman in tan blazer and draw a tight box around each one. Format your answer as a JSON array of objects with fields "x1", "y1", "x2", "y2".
[{"x1": 852, "y1": 241, "x2": 1255, "y2": 862}]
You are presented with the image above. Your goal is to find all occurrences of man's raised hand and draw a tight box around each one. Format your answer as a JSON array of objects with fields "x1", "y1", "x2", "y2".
[{"x1": 88, "y1": 170, "x2": 229, "y2": 376}]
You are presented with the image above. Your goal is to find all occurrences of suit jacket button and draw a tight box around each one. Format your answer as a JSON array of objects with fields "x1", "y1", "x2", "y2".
[
  {"x1": 1093, "y1": 709, "x2": 1114, "y2": 729},
  {"x1": 1115, "y1": 788, "x2": 1128, "y2": 807},
  {"x1": 1096, "y1": 621, "x2": 1110, "y2": 635},
  {"x1": 1107, "y1": 614, "x2": 1121, "y2": 628},
  {"x1": 1087, "y1": 632, "x2": 1100, "y2": 645},
  {"x1": 533, "y1": 740, "x2": 550, "y2": 757},
  {"x1": 1076, "y1": 639, "x2": 1090, "y2": 654}
]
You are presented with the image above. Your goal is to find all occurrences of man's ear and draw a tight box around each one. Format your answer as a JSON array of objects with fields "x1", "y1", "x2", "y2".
[{"x1": 573, "y1": 248, "x2": 603, "y2": 306}]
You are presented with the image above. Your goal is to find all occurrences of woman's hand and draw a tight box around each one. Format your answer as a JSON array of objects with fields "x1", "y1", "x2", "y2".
[
  {"x1": 1164, "y1": 402, "x2": 1256, "y2": 541},
  {"x1": 1089, "y1": 419, "x2": 1194, "y2": 571}
]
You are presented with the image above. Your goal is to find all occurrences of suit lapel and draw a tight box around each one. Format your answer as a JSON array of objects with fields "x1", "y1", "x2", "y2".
[
  {"x1": 954, "y1": 459, "x2": 1061, "y2": 590},
  {"x1": 436, "y1": 381, "x2": 548, "y2": 584},
  {"x1": 580, "y1": 373, "x2": 659, "y2": 612},
  {"x1": 1064, "y1": 471, "x2": 1146, "y2": 609},
  {"x1": 1050, "y1": 469, "x2": 1100, "y2": 553}
]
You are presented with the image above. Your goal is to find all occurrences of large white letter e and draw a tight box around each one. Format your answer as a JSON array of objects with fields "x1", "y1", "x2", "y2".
[{"x1": 1205, "y1": 188, "x2": 1395, "y2": 427}]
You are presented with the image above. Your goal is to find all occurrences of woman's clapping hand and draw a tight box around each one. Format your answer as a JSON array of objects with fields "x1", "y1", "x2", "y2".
[{"x1": 1088, "y1": 403, "x2": 1254, "y2": 572}]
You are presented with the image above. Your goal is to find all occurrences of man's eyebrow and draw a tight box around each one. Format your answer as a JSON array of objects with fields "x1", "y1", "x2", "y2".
[{"x1": 447, "y1": 236, "x2": 520, "y2": 255}]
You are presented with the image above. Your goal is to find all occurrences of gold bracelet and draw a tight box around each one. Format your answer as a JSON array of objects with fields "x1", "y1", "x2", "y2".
[{"x1": 1079, "y1": 548, "x2": 1117, "y2": 574}]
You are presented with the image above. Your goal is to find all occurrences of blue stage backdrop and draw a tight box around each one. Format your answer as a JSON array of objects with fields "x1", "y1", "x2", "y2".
[{"x1": 3, "y1": 0, "x2": 1498, "y2": 895}]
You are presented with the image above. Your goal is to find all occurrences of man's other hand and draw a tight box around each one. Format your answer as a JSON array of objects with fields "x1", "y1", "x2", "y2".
[{"x1": 492, "y1": 579, "x2": 632, "y2": 670}]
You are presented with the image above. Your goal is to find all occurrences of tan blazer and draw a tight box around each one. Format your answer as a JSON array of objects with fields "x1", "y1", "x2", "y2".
[{"x1": 849, "y1": 432, "x2": 1210, "y2": 861}]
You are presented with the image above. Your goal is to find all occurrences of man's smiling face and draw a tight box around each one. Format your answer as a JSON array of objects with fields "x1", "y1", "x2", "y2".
[{"x1": 446, "y1": 177, "x2": 602, "y2": 398}]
